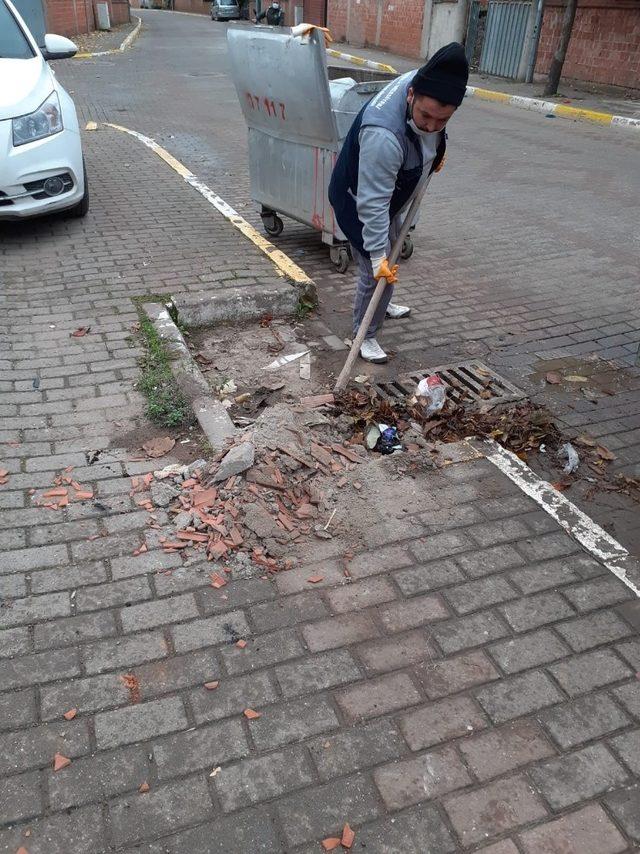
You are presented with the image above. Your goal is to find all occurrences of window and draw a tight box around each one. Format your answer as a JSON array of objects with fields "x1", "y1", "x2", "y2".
[{"x1": 0, "y1": 2, "x2": 35, "y2": 59}]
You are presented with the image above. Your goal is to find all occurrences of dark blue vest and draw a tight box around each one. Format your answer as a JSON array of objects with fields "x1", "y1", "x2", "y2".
[{"x1": 329, "y1": 76, "x2": 446, "y2": 257}]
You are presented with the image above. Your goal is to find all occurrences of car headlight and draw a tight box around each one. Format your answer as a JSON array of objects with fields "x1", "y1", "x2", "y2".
[{"x1": 12, "y1": 91, "x2": 63, "y2": 147}]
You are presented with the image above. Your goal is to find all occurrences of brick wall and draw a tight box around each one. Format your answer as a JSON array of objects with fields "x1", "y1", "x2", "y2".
[
  {"x1": 45, "y1": 0, "x2": 131, "y2": 34},
  {"x1": 173, "y1": 0, "x2": 211, "y2": 13},
  {"x1": 535, "y1": 0, "x2": 640, "y2": 90},
  {"x1": 328, "y1": 0, "x2": 424, "y2": 59}
]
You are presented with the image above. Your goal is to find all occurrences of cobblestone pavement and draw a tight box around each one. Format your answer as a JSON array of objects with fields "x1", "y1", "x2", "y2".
[
  {"x1": 58, "y1": 9, "x2": 640, "y2": 557},
  {"x1": 1, "y1": 10, "x2": 640, "y2": 853}
]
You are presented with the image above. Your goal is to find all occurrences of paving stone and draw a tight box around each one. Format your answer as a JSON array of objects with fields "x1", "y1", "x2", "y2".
[
  {"x1": 249, "y1": 590, "x2": 329, "y2": 633},
  {"x1": 400, "y1": 695, "x2": 487, "y2": 750},
  {"x1": 309, "y1": 717, "x2": 407, "y2": 780},
  {"x1": 459, "y1": 720, "x2": 556, "y2": 781},
  {"x1": 501, "y1": 591, "x2": 575, "y2": 632},
  {"x1": 47, "y1": 745, "x2": 150, "y2": 810},
  {"x1": 0, "y1": 769, "x2": 42, "y2": 823},
  {"x1": 82, "y1": 629, "x2": 168, "y2": 674},
  {"x1": 301, "y1": 611, "x2": 378, "y2": 652},
  {"x1": 110, "y1": 549, "x2": 183, "y2": 580},
  {"x1": 467, "y1": 518, "x2": 532, "y2": 548},
  {"x1": 76, "y1": 576, "x2": 152, "y2": 611},
  {"x1": 275, "y1": 648, "x2": 361, "y2": 697},
  {"x1": 476, "y1": 842, "x2": 519, "y2": 854},
  {"x1": 476, "y1": 670, "x2": 564, "y2": 723},
  {"x1": 516, "y1": 532, "x2": 578, "y2": 562},
  {"x1": 617, "y1": 637, "x2": 640, "y2": 669},
  {"x1": 153, "y1": 718, "x2": 248, "y2": 780},
  {"x1": 248, "y1": 694, "x2": 339, "y2": 750},
  {"x1": 394, "y1": 559, "x2": 465, "y2": 595},
  {"x1": 274, "y1": 560, "x2": 346, "y2": 594},
  {"x1": 378, "y1": 593, "x2": 450, "y2": 632},
  {"x1": 530, "y1": 744, "x2": 628, "y2": 809},
  {"x1": 171, "y1": 610, "x2": 250, "y2": 653},
  {"x1": 0, "y1": 687, "x2": 37, "y2": 731},
  {"x1": 0, "y1": 590, "x2": 70, "y2": 627},
  {"x1": 95, "y1": 696, "x2": 188, "y2": 750},
  {"x1": 356, "y1": 629, "x2": 436, "y2": 674},
  {"x1": 374, "y1": 744, "x2": 471, "y2": 810},
  {"x1": 445, "y1": 575, "x2": 518, "y2": 615},
  {"x1": 190, "y1": 671, "x2": 278, "y2": 725},
  {"x1": 548, "y1": 649, "x2": 631, "y2": 696},
  {"x1": 346, "y1": 545, "x2": 414, "y2": 579},
  {"x1": 555, "y1": 609, "x2": 633, "y2": 652},
  {"x1": 418, "y1": 502, "x2": 485, "y2": 530},
  {"x1": 617, "y1": 599, "x2": 640, "y2": 631},
  {"x1": 214, "y1": 745, "x2": 314, "y2": 812},
  {"x1": 324, "y1": 576, "x2": 397, "y2": 613},
  {"x1": 430, "y1": 611, "x2": 509, "y2": 655},
  {"x1": 0, "y1": 572, "x2": 26, "y2": 598},
  {"x1": 0, "y1": 805, "x2": 104, "y2": 854},
  {"x1": 336, "y1": 672, "x2": 422, "y2": 721},
  {"x1": 418, "y1": 650, "x2": 499, "y2": 699},
  {"x1": 541, "y1": 692, "x2": 631, "y2": 749},
  {"x1": 444, "y1": 774, "x2": 547, "y2": 847},
  {"x1": 0, "y1": 625, "x2": 30, "y2": 658},
  {"x1": 604, "y1": 783, "x2": 640, "y2": 843},
  {"x1": 508, "y1": 557, "x2": 582, "y2": 594},
  {"x1": 354, "y1": 802, "x2": 457, "y2": 852},
  {"x1": 610, "y1": 728, "x2": 640, "y2": 776},
  {"x1": 0, "y1": 646, "x2": 80, "y2": 690},
  {"x1": 275, "y1": 774, "x2": 382, "y2": 847},
  {"x1": 0, "y1": 719, "x2": 90, "y2": 773},
  {"x1": 409, "y1": 531, "x2": 474, "y2": 563},
  {"x1": 0, "y1": 543, "x2": 68, "y2": 573},
  {"x1": 563, "y1": 576, "x2": 634, "y2": 613},
  {"x1": 613, "y1": 682, "x2": 640, "y2": 719},
  {"x1": 456, "y1": 543, "x2": 524, "y2": 579},
  {"x1": 34, "y1": 610, "x2": 118, "y2": 649},
  {"x1": 108, "y1": 776, "x2": 213, "y2": 847},
  {"x1": 120, "y1": 592, "x2": 198, "y2": 632},
  {"x1": 160, "y1": 806, "x2": 281, "y2": 853},
  {"x1": 519, "y1": 805, "x2": 628, "y2": 853},
  {"x1": 220, "y1": 627, "x2": 303, "y2": 675},
  {"x1": 489, "y1": 629, "x2": 569, "y2": 674}
]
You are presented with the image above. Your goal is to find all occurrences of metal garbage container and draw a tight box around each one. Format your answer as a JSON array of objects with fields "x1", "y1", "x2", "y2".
[{"x1": 227, "y1": 26, "x2": 397, "y2": 272}]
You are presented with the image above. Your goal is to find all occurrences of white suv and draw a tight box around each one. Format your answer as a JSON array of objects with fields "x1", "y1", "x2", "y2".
[{"x1": 0, "y1": 0, "x2": 88, "y2": 219}]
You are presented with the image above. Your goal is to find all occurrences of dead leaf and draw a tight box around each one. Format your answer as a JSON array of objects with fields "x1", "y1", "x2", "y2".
[
  {"x1": 63, "y1": 708, "x2": 77, "y2": 721},
  {"x1": 204, "y1": 681, "x2": 220, "y2": 690},
  {"x1": 53, "y1": 753, "x2": 71, "y2": 772},
  {"x1": 142, "y1": 436, "x2": 176, "y2": 458},
  {"x1": 545, "y1": 371, "x2": 562, "y2": 385},
  {"x1": 307, "y1": 575, "x2": 324, "y2": 584},
  {"x1": 551, "y1": 481, "x2": 570, "y2": 492},
  {"x1": 236, "y1": 639, "x2": 247, "y2": 649},
  {"x1": 70, "y1": 326, "x2": 90, "y2": 337},
  {"x1": 596, "y1": 445, "x2": 616, "y2": 461},
  {"x1": 243, "y1": 708, "x2": 261, "y2": 719},
  {"x1": 575, "y1": 435, "x2": 597, "y2": 447},
  {"x1": 139, "y1": 782, "x2": 150, "y2": 793},
  {"x1": 322, "y1": 839, "x2": 341, "y2": 851},
  {"x1": 341, "y1": 823, "x2": 355, "y2": 849},
  {"x1": 479, "y1": 389, "x2": 492, "y2": 399}
]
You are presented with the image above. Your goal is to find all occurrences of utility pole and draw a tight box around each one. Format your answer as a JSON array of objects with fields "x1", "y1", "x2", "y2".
[{"x1": 543, "y1": 0, "x2": 578, "y2": 96}]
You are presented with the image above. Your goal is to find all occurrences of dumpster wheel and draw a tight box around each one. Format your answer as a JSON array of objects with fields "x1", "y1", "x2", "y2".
[
  {"x1": 330, "y1": 245, "x2": 351, "y2": 274},
  {"x1": 400, "y1": 235, "x2": 414, "y2": 260},
  {"x1": 263, "y1": 214, "x2": 284, "y2": 237}
]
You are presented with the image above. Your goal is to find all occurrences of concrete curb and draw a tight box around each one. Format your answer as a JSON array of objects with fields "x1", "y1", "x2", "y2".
[
  {"x1": 74, "y1": 15, "x2": 142, "y2": 59},
  {"x1": 173, "y1": 285, "x2": 300, "y2": 328},
  {"x1": 144, "y1": 302, "x2": 237, "y2": 450},
  {"x1": 465, "y1": 85, "x2": 640, "y2": 131}
]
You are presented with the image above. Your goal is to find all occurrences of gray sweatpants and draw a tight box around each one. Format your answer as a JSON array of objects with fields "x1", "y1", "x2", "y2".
[{"x1": 351, "y1": 216, "x2": 401, "y2": 339}]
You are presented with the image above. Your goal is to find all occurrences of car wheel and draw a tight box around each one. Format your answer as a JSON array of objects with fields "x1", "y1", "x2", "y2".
[{"x1": 69, "y1": 161, "x2": 89, "y2": 218}]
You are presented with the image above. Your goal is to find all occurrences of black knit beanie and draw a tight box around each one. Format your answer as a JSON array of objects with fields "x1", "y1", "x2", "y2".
[{"x1": 411, "y1": 42, "x2": 469, "y2": 107}]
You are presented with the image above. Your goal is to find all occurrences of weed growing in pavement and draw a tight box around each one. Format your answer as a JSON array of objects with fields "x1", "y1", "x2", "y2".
[{"x1": 135, "y1": 311, "x2": 193, "y2": 428}]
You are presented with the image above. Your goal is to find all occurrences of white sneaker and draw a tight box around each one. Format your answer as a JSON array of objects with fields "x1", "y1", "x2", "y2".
[
  {"x1": 386, "y1": 303, "x2": 411, "y2": 319},
  {"x1": 360, "y1": 338, "x2": 388, "y2": 363}
]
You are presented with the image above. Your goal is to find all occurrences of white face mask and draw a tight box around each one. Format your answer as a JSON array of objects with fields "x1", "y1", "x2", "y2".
[{"x1": 407, "y1": 98, "x2": 439, "y2": 138}]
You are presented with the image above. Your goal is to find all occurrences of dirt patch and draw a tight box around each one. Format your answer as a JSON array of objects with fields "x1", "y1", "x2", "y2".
[{"x1": 109, "y1": 421, "x2": 208, "y2": 465}]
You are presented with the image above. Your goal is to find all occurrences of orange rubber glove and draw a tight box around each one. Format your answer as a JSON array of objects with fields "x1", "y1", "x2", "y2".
[{"x1": 372, "y1": 257, "x2": 399, "y2": 285}]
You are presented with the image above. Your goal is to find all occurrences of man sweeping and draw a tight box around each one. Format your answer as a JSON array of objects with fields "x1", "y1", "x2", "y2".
[{"x1": 329, "y1": 42, "x2": 469, "y2": 364}]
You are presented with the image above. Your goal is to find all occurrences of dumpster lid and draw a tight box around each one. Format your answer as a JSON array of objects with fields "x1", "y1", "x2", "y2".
[{"x1": 227, "y1": 26, "x2": 339, "y2": 147}]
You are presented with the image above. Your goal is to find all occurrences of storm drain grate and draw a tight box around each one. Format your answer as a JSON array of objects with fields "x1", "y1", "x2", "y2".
[{"x1": 370, "y1": 360, "x2": 525, "y2": 407}]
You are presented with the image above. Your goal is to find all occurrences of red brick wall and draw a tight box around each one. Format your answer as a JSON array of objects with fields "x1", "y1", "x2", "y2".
[
  {"x1": 328, "y1": 0, "x2": 424, "y2": 59},
  {"x1": 535, "y1": 0, "x2": 640, "y2": 90},
  {"x1": 173, "y1": 0, "x2": 211, "y2": 13},
  {"x1": 45, "y1": 0, "x2": 131, "y2": 34}
]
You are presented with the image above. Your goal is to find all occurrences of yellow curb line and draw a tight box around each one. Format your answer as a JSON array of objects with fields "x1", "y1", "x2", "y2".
[
  {"x1": 466, "y1": 85, "x2": 640, "y2": 130},
  {"x1": 74, "y1": 15, "x2": 142, "y2": 59},
  {"x1": 104, "y1": 122, "x2": 313, "y2": 287},
  {"x1": 326, "y1": 48, "x2": 396, "y2": 75}
]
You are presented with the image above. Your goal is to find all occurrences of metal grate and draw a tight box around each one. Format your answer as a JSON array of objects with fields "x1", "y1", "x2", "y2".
[{"x1": 370, "y1": 360, "x2": 525, "y2": 407}]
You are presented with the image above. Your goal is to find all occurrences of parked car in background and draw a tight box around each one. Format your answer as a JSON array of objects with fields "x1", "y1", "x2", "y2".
[
  {"x1": 211, "y1": 0, "x2": 241, "y2": 21},
  {"x1": 0, "y1": 0, "x2": 88, "y2": 219}
]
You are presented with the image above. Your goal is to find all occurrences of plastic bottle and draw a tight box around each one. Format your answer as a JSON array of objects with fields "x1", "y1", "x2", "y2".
[{"x1": 416, "y1": 375, "x2": 446, "y2": 416}]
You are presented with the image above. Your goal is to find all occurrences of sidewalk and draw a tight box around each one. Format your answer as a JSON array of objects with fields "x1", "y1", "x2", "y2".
[{"x1": 328, "y1": 41, "x2": 640, "y2": 121}]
